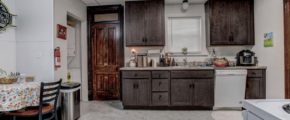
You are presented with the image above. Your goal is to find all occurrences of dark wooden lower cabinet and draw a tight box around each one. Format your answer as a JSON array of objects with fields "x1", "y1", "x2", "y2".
[
  {"x1": 171, "y1": 79, "x2": 192, "y2": 106},
  {"x1": 171, "y1": 79, "x2": 214, "y2": 106},
  {"x1": 122, "y1": 70, "x2": 215, "y2": 110},
  {"x1": 122, "y1": 79, "x2": 151, "y2": 106},
  {"x1": 193, "y1": 79, "x2": 214, "y2": 106},
  {"x1": 121, "y1": 69, "x2": 266, "y2": 110},
  {"x1": 245, "y1": 70, "x2": 266, "y2": 99}
]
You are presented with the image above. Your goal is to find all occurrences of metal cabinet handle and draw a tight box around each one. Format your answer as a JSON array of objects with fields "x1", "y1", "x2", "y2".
[
  {"x1": 145, "y1": 37, "x2": 147, "y2": 43},
  {"x1": 159, "y1": 95, "x2": 162, "y2": 100},
  {"x1": 190, "y1": 83, "x2": 192, "y2": 89},
  {"x1": 229, "y1": 36, "x2": 231, "y2": 42},
  {"x1": 192, "y1": 83, "x2": 195, "y2": 89},
  {"x1": 159, "y1": 74, "x2": 161, "y2": 78},
  {"x1": 159, "y1": 82, "x2": 162, "y2": 86},
  {"x1": 134, "y1": 74, "x2": 137, "y2": 77},
  {"x1": 133, "y1": 82, "x2": 136, "y2": 89}
]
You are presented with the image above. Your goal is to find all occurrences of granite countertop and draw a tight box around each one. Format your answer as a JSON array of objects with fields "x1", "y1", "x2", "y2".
[{"x1": 120, "y1": 66, "x2": 267, "y2": 70}]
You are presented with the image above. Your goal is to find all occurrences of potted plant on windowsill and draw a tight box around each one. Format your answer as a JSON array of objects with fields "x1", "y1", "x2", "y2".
[{"x1": 182, "y1": 47, "x2": 188, "y2": 55}]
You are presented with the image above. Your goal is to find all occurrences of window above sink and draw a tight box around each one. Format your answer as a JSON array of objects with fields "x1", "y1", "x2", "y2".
[{"x1": 165, "y1": 14, "x2": 208, "y2": 56}]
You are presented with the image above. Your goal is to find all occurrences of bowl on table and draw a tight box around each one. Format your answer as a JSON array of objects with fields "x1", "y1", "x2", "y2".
[{"x1": 0, "y1": 76, "x2": 19, "y2": 84}]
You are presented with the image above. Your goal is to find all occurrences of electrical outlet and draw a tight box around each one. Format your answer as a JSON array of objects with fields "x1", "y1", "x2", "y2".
[{"x1": 37, "y1": 51, "x2": 42, "y2": 58}]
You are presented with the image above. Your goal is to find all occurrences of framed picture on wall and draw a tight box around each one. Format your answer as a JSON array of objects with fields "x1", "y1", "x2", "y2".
[{"x1": 57, "y1": 24, "x2": 67, "y2": 40}]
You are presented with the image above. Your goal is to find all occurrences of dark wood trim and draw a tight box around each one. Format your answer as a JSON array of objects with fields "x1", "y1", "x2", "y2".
[
  {"x1": 87, "y1": 5, "x2": 124, "y2": 101},
  {"x1": 285, "y1": 0, "x2": 290, "y2": 99}
]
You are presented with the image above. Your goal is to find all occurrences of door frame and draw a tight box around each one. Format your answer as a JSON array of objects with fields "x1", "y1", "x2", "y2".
[
  {"x1": 285, "y1": 0, "x2": 290, "y2": 99},
  {"x1": 87, "y1": 5, "x2": 124, "y2": 100}
]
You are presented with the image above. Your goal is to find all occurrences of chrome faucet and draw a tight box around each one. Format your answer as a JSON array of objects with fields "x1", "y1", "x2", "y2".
[{"x1": 183, "y1": 58, "x2": 187, "y2": 66}]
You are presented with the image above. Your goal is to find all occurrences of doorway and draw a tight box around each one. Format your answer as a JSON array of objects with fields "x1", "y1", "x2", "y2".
[{"x1": 87, "y1": 5, "x2": 124, "y2": 100}]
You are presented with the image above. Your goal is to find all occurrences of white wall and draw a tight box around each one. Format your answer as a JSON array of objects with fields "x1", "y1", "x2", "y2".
[
  {"x1": 54, "y1": 0, "x2": 87, "y2": 100},
  {"x1": 0, "y1": 0, "x2": 16, "y2": 73},
  {"x1": 15, "y1": 0, "x2": 54, "y2": 82},
  {"x1": 253, "y1": 0, "x2": 284, "y2": 99}
]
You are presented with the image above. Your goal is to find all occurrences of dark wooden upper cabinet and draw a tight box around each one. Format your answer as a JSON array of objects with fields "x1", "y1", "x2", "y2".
[
  {"x1": 205, "y1": 0, "x2": 254, "y2": 46},
  {"x1": 125, "y1": 0, "x2": 165, "y2": 46},
  {"x1": 209, "y1": 0, "x2": 231, "y2": 45}
]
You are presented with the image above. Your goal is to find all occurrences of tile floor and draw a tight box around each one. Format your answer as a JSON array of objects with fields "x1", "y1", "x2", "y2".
[{"x1": 79, "y1": 101, "x2": 243, "y2": 120}]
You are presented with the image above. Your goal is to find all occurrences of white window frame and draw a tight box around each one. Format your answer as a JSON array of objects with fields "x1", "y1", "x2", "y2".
[{"x1": 165, "y1": 14, "x2": 208, "y2": 56}]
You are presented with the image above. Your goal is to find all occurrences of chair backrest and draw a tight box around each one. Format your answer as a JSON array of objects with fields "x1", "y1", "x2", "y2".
[{"x1": 38, "y1": 79, "x2": 62, "y2": 120}]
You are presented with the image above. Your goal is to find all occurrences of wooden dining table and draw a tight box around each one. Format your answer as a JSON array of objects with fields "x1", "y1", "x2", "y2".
[{"x1": 0, "y1": 82, "x2": 48, "y2": 112}]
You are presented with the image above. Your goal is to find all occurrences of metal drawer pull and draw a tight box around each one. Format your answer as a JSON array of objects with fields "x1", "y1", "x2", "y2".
[
  {"x1": 190, "y1": 83, "x2": 192, "y2": 89},
  {"x1": 134, "y1": 74, "x2": 137, "y2": 77},
  {"x1": 192, "y1": 83, "x2": 195, "y2": 89},
  {"x1": 159, "y1": 82, "x2": 162, "y2": 86},
  {"x1": 159, "y1": 95, "x2": 162, "y2": 100},
  {"x1": 159, "y1": 74, "x2": 161, "y2": 78}
]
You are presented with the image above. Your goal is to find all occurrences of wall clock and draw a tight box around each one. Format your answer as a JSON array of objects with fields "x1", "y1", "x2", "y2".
[{"x1": 0, "y1": 0, "x2": 16, "y2": 31}]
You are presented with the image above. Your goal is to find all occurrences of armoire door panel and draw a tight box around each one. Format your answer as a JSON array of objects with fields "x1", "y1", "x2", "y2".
[
  {"x1": 108, "y1": 28, "x2": 116, "y2": 65},
  {"x1": 96, "y1": 28, "x2": 105, "y2": 65}
]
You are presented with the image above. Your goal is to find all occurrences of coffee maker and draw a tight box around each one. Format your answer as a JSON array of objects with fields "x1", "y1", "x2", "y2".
[{"x1": 236, "y1": 50, "x2": 256, "y2": 66}]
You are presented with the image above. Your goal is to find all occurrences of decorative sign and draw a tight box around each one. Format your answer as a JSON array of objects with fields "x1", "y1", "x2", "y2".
[
  {"x1": 264, "y1": 32, "x2": 274, "y2": 47},
  {"x1": 0, "y1": 0, "x2": 16, "y2": 31},
  {"x1": 57, "y1": 24, "x2": 67, "y2": 40}
]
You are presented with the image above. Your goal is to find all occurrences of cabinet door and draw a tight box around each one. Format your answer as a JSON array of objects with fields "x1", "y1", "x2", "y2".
[
  {"x1": 145, "y1": 0, "x2": 165, "y2": 46},
  {"x1": 137, "y1": 79, "x2": 151, "y2": 106},
  {"x1": 246, "y1": 78, "x2": 262, "y2": 99},
  {"x1": 122, "y1": 79, "x2": 137, "y2": 106},
  {"x1": 210, "y1": 0, "x2": 231, "y2": 45},
  {"x1": 230, "y1": 0, "x2": 253, "y2": 45},
  {"x1": 171, "y1": 79, "x2": 192, "y2": 106},
  {"x1": 125, "y1": 2, "x2": 146, "y2": 46},
  {"x1": 192, "y1": 79, "x2": 214, "y2": 106}
]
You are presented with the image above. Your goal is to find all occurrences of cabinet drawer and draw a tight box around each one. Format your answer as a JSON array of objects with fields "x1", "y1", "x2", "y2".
[
  {"x1": 122, "y1": 71, "x2": 151, "y2": 78},
  {"x1": 171, "y1": 71, "x2": 214, "y2": 78},
  {"x1": 152, "y1": 92, "x2": 169, "y2": 106},
  {"x1": 152, "y1": 71, "x2": 169, "y2": 78},
  {"x1": 152, "y1": 79, "x2": 169, "y2": 92},
  {"x1": 247, "y1": 70, "x2": 263, "y2": 78}
]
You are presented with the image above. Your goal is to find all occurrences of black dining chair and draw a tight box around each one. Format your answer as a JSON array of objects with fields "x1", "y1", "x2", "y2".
[{"x1": 6, "y1": 79, "x2": 62, "y2": 120}]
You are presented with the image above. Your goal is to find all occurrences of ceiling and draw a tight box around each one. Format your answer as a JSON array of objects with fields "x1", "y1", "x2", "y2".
[{"x1": 81, "y1": 0, "x2": 207, "y2": 6}]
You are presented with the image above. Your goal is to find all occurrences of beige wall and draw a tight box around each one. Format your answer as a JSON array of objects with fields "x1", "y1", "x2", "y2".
[
  {"x1": 54, "y1": 0, "x2": 87, "y2": 100},
  {"x1": 0, "y1": 0, "x2": 16, "y2": 73},
  {"x1": 253, "y1": 0, "x2": 285, "y2": 99}
]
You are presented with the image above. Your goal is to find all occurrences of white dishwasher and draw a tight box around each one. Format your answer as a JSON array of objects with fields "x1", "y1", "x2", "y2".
[{"x1": 214, "y1": 70, "x2": 247, "y2": 110}]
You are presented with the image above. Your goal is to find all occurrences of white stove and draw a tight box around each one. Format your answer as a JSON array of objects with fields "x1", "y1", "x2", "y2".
[{"x1": 243, "y1": 100, "x2": 290, "y2": 120}]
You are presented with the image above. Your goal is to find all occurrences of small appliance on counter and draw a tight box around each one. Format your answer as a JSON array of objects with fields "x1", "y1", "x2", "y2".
[
  {"x1": 137, "y1": 53, "x2": 147, "y2": 67},
  {"x1": 236, "y1": 50, "x2": 256, "y2": 66}
]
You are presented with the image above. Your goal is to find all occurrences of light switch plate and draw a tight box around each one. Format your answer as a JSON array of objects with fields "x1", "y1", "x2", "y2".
[{"x1": 37, "y1": 51, "x2": 42, "y2": 58}]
